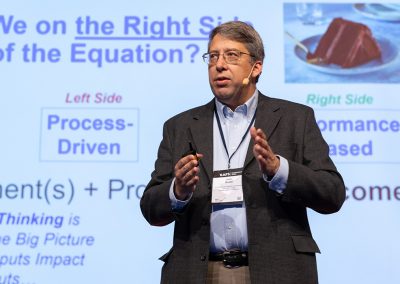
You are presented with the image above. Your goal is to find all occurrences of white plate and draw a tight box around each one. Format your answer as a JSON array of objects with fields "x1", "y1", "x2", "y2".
[
  {"x1": 353, "y1": 3, "x2": 400, "y2": 21},
  {"x1": 294, "y1": 34, "x2": 398, "y2": 75},
  {"x1": 381, "y1": 4, "x2": 400, "y2": 11}
]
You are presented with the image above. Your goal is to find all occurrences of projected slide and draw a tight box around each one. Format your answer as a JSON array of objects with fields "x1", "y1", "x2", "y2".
[{"x1": 0, "y1": 1, "x2": 399, "y2": 284}]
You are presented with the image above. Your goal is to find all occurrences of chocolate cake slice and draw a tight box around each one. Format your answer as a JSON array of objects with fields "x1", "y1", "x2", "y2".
[{"x1": 307, "y1": 18, "x2": 381, "y2": 68}]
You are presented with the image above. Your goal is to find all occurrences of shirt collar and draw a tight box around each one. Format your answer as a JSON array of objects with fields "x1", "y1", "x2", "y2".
[{"x1": 215, "y1": 90, "x2": 258, "y2": 121}]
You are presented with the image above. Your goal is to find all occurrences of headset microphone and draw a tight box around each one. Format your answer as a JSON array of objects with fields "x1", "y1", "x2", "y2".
[{"x1": 242, "y1": 63, "x2": 256, "y2": 86}]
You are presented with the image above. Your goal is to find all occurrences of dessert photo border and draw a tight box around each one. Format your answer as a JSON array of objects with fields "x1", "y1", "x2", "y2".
[{"x1": 283, "y1": 2, "x2": 400, "y2": 84}]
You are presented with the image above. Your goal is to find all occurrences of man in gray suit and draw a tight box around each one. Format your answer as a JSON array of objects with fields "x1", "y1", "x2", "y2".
[{"x1": 141, "y1": 21, "x2": 345, "y2": 284}]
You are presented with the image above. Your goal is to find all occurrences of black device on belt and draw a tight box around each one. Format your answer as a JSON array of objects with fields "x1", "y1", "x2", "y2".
[{"x1": 209, "y1": 250, "x2": 248, "y2": 267}]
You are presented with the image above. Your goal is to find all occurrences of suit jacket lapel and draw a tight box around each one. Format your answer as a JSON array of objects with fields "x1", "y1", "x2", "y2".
[
  {"x1": 244, "y1": 93, "x2": 282, "y2": 168},
  {"x1": 187, "y1": 94, "x2": 282, "y2": 179},
  {"x1": 188, "y1": 100, "x2": 215, "y2": 184}
]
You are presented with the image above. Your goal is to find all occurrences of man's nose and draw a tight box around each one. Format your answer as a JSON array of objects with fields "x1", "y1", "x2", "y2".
[{"x1": 215, "y1": 54, "x2": 227, "y2": 70}]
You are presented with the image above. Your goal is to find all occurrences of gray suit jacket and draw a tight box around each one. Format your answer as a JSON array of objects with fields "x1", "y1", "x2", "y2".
[{"x1": 141, "y1": 93, "x2": 346, "y2": 284}]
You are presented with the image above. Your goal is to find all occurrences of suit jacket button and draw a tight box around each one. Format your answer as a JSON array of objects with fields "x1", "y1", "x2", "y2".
[{"x1": 200, "y1": 255, "x2": 206, "y2": 261}]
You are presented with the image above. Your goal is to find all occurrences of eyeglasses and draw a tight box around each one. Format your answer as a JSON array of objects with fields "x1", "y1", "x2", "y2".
[{"x1": 202, "y1": 50, "x2": 254, "y2": 65}]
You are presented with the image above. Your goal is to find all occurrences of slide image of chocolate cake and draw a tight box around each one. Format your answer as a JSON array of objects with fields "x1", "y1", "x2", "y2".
[
  {"x1": 307, "y1": 18, "x2": 381, "y2": 68},
  {"x1": 292, "y1": 18, "x2": 398, "y2": 75}
]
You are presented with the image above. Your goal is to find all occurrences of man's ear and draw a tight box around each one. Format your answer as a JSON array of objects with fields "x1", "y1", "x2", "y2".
[{"x1": 252, "y1": 61, "x2": 263, "y2": 78}]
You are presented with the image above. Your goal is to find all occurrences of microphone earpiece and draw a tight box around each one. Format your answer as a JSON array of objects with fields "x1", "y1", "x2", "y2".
[{"x1": 242, "y1": 63, "x2": 256, "y2": 86}]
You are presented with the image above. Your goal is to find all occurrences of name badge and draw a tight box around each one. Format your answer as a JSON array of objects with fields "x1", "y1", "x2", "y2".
[{"x1": 211, "y1": 168, "x2": 243, "y2": 204}]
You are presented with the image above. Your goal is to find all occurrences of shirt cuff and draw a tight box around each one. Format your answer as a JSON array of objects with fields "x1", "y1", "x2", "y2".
[
  {"x1": 169, "y1": 178, "x2": 192, "y2": 210},
  {"x1": 263, "y1": 155, "x2": 289, "y2": 194}
]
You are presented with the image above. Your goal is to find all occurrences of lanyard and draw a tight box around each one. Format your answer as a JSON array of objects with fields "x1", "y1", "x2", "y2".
[{"x1": 214, "y1": 106, "x2": 257, "y2": 169}]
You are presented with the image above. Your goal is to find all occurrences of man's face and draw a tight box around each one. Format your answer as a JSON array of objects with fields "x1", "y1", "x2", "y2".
[{"x1": 207, "y1": 34, "x2": 260, "y2": 109}]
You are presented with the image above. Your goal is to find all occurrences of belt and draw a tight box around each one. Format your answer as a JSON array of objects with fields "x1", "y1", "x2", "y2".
[{"x1": 209, "y1": 250, "x2": 248, "y2": 267}]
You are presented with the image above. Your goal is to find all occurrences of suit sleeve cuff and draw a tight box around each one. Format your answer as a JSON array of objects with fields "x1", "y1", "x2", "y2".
[
  {"x1": 169, "y1": 178, "x2": 192, "y2": 211},
  {"x1": 263, "y1": 155, "x2": 289, "y2": 194}
]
